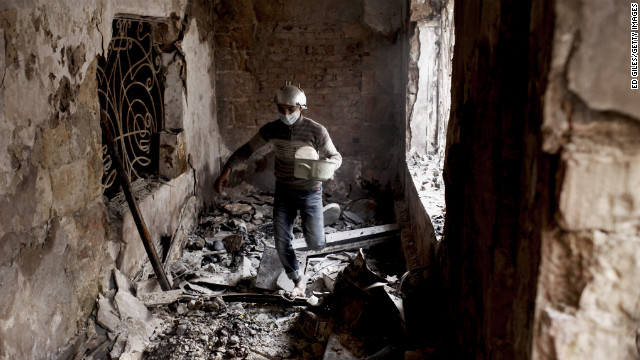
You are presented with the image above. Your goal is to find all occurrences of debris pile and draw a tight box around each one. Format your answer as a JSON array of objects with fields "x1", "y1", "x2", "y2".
[
  {"x1": 74, "y1": 186, "x2": 412, "y2": 359},
  {"x1": 406, "y1": 152, "x2": 446, "y2": 241}
]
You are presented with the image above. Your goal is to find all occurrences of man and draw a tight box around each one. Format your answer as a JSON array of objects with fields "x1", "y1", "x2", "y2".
[{"x1": 214, "y1": 83, "x2": 342, "y2": 297}]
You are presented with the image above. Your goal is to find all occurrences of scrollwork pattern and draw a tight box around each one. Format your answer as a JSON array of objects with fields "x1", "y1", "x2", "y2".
[{"x1": 97, "y1": 18, "x2": 164, "y2": 194}]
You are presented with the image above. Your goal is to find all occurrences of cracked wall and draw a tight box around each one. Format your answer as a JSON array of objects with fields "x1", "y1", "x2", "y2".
[
  {"x1": 435, "y1": 0, "x2": 640, "y2": 358},
  {"x1": 532, "y1": 0, "x2": 640, "y2": 358},
  {"x1": 212, "y1": 0, "x2": 404, "y2": 200},
  {"x1": 0, "y1": 1, "x2": 219, "y2": 358}
]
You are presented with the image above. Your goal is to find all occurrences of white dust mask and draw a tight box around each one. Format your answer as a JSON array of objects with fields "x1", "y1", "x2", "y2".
[{"x1": 278, "y1": 110, "x2": 299, "y2": 125}]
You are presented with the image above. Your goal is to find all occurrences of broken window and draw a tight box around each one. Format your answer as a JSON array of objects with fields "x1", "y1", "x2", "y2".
[{"x1": 98, "y1": 15, "x2": 187, "y2": 197}]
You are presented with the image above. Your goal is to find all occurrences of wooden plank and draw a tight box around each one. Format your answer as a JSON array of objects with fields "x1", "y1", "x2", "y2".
[
  {"x1": 292, "y1": 224, "x2": 400, "y2": 253},
  {"x1": 137, "y1": 289, "x2": 183, "y2": 306},
  {"x1": 300, "y1": 235, "x2": 397, "y2": 256}
]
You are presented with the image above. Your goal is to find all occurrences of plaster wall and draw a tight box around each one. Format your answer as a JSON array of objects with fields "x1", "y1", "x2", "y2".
[
  {"x1": 399, "y1": 0, "x2": 453, "y2": 273},
  {"x1": 532, "y1": 1, "x2": 640, "y2": 358},
  {"x1": 406, "y1": 0, "x2": 453, "y2": 160},
  {"x1": 0, "y1": 1, "x2": 218, "y2": 358}
]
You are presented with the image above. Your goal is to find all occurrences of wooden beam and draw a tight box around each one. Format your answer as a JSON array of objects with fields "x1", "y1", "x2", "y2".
[{"x1": 292, "y1": 224, "x2": 400, "y2": 255}]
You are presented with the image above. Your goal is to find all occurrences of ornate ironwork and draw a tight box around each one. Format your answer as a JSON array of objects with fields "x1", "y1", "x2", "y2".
[{"x1": 98, "y1": 17, "x2": 164, "y2": 194}]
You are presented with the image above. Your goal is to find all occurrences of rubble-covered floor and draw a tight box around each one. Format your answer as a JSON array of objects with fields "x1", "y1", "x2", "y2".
[
  {"x1": 84, "y1": 184, "x2": 411, "y2": 360},
  {"x1": 406, "y1": 153, "x2": 445, "y2": 241}
]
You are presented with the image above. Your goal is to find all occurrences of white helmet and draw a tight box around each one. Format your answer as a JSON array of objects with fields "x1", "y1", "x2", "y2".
[{"x1": 273, "y1": 82, "x2": 307, "y2": 109}]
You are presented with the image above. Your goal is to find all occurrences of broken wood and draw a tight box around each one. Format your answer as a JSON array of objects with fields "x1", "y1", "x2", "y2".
[
  {"x1": 181, "y1": 292, "x2": 309, "y2": 306},
  {"x1": 293, "y1": 223, "x2": 400, "y2": 255},
  {"x1": 101, "y1": 111, "x2": 171, "y2": 291},
  {"x1": 137, "y1": 289, "x2": 183, "y2": 306}
]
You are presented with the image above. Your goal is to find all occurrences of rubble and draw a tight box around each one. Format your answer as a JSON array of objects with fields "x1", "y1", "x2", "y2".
[
  {"x1": 406, "y1": 152, "x2": 446, "y2": 241},
  {"x1": 222, "y1": 234, "x2": 243, "y2": 253},
  {"x1": 75, "y1": 187, "x2": 409, "y2": 359}
]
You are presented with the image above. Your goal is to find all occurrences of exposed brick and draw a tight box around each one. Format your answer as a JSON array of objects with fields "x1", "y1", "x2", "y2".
[{"x1": 214, "y1": 0, "x2": 402, "y2": 195}]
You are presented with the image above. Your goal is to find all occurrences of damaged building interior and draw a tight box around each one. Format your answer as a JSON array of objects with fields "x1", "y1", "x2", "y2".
[{"x1": 1, "y1": 0, "x2": 639, "y2": 359}]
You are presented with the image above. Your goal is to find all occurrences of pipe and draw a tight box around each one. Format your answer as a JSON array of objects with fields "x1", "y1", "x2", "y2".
[{"x1": 100, "y1": 112, "x2": 172, "y2": 291}]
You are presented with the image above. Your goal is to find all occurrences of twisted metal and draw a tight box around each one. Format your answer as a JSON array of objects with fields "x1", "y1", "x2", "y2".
[{"x1": 98, "y1": 17, "x2": 164, "y2": 193}]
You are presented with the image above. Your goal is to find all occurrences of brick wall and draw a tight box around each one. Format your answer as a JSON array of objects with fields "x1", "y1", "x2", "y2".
[{"x1": 214, "y1": 0, "x2": 403, "y2": 198}]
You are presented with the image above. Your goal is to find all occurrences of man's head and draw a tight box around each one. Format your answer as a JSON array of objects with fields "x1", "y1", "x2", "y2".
[
  {"x1": 273, "y1": 82, "x2": 307, "y2": 110},
  {"x1": 274, "y1": 82, "x2": 306, "y2": 125}
]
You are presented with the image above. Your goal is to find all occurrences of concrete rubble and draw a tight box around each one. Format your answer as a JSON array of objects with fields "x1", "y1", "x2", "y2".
[
  {"x1": 406, "y1": 152, "x2": 445, "y2": 241},
  {"x1": 74, "y1": 187, "x2": 414, "y2": 359}
]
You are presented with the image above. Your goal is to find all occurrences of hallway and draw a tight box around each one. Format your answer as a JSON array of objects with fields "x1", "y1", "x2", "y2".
[{"x1": 0, "y1": 1, "x2": 639, "y2": 359}]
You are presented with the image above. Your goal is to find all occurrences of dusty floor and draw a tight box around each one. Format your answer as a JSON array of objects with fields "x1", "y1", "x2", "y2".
[
  {"x1": 84, "y1": 160, "x2": 445, "y2": 360},
  {"x1": 137, "y1": 185, "x2": 409, "y2": 359}
]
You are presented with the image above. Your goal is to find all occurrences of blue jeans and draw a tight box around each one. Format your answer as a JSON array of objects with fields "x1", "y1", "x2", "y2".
[{"x1": 273, "y1": 182, "x2": 325, "y2": 282}]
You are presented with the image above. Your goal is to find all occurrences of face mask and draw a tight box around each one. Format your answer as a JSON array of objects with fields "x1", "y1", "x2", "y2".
[{"x1": 278, "y1": 110, "x2": 299, "y2": 125}]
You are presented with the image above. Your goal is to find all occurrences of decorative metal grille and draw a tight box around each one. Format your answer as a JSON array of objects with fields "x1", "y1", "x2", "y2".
[{"x1": 98, "y1": 17, "x2": 164, "y2": 194}]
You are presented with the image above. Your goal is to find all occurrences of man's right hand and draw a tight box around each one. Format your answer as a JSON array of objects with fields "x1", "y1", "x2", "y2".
[{"x1": 214, "y1": 167, "x2": 231, "y2": 194}]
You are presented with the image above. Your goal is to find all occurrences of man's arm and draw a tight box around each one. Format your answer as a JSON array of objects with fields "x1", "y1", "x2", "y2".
[
  {"x1": 214, "y1": 132, "x2": 268, "y2": 193},
  {"x1": 318, "y1": 127, "x2": 342, "y2": 169}
]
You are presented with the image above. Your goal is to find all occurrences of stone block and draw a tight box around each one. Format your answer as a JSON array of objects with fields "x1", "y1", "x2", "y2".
[
  {"x1": 114, "y1": 291, "x2": 151, "y2": 322},
  {"x1": 558, "y1": 153, "x2": 640, "y2": 232},
  {"x1": 97, "y1": 296, "x2": 121, "y2": 333},
  {"x1": 163, "y1": 60, "x2": 186, "y2": 131},
  {"x1": 534, "y1": 306, "x2": 639, "y2": 360},
  {"x1": 567, "y1": 0, "x2": 640, "y2": 119},
  {"x1": 158, "y1": 130, "x2": 188, "y2": 179},
  {"x1": 579, "y1": 232, "x2": 640, "y2": 324}
]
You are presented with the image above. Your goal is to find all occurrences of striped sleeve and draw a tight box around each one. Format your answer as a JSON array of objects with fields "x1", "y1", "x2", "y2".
[
  {"x1": 318, "y1": 126, "x2": 342, "y2": 169},
  {"x1": 223, "y1": 132, "x2": 269, "y2": 171}
]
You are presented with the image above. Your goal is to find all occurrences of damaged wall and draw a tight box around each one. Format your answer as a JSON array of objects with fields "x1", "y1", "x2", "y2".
[
  {"x1": 212, "y1": 0, "x2": 404, "y2": 199},
  {"x1": 406, "y1": 0, "x2": 453, "y2": 161},
  {"x1": 532, "y1": 0, "x2": 640, "y2": 358},
  {"x1": 399, "y1": 0, "x2": 454, "y2": 271},
  {"x1": 437, "y1": 0, "x2": 640, "y2": 359},
  {"x1": 0, "y1": 1, "x2": 220, "y2": 358}
]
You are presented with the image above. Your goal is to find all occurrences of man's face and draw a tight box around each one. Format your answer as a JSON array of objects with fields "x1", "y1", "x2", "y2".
[{"x1": 277, "y1": 104, "x2": 300, "y2": 115}]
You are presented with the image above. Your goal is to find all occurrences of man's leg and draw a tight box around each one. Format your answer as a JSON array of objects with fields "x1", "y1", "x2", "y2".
[
  {"x1": 299, "y1": 186, "x2": 325, "y2": 250},
  {"x1": 273, "y1": 185, "x2": 301, "y2": 282}
]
